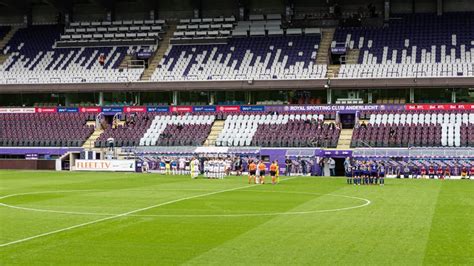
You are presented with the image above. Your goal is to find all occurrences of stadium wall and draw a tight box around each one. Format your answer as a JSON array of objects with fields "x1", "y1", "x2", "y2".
[
  {"x1": 0, "y1": 160, "x2": 56, "y2": 170},
  {"x1": 0, "y1": 9, "x2": 23, "y2": 25},
  {"x1": 73, "y1": 3, "x2": 107, "y2": 22},
  {"x1": 444, "y1": 0, "x2": 474, "y2": 12},
  {"x1": 32, "y1": 5, "x2": 57, "y2": 25}
]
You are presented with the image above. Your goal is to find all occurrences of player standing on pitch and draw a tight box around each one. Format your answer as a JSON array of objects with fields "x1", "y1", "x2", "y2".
[
  {"x1": 190, "y1": 157, "x2": 200, "y2": 179},
  {"x1": 270, "y1": 161, "x2": 278, "y2": 185},
  {"x1": 258, "y1": 161, "x2": 266, "y2": 184},
  {"x1": 248, "y1": 160, "x2": 257, "y2": 184}
]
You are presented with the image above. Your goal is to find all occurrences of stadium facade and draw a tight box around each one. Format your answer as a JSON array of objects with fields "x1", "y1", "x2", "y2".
[{"x1": 0, "y1": 0, "x2": 473, "y2": 173}]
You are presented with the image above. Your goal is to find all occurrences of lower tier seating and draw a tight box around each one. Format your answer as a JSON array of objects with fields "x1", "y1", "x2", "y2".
[
  {"x1": 0, "y1": 113, "x2": 93, "y2": 147},
  {"x1": 352, "y1": 111, "x2": 474, "y2": 147}
]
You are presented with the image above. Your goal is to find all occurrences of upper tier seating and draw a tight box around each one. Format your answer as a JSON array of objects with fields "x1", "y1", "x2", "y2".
[
  {"x1": 352, "y1": 111, "x2": 474, "y2": 147},
  {"x1": 140, "y1": 114, "x2": 215, "y2": 146},
  {"x1": 1, "y1": 25, "x2": 144, "y2": 84},
  {"x1": 151, "y1": 35, "x2": 325, "y2": 81},
  {"x1": 215, "y1": 113, "x2": 339, "y2": 147},
  {"x1": 58, "y1": 19, "x2": 166, "y2": 47},
  {"x1": 335, "y1": 12, "x2": 474, "y2": 78},
  {"x1": 173, "y1": 16, "x2": 236, "y2": 41},
  {"x1": 0, "y1": 113, "x2": 94, "y2": 147}
]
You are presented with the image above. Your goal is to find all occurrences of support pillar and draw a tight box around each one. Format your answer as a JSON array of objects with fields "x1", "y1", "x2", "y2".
[
  {"x1": 245, "y1": 91, "x2": 252, "y2": 105},
  {"x1": 135, "y1": 93, "x2": 140, "y2": 105},
  {"x1": 65, "y1": 94, "x2": 71, "y2": 106},
  {"x1": 209, "y1": 92, "x2": 216, "y2": 105},
  {"x1": 409, "y1": 88, "x2": 414, "y2": 103},
  {"x1": 172, "y1": 91, "x2": 178, "y2": 105},
  {"x1": 327, "y1": 88, "x2": 332, "y2": 104},
  {"x1": 437, "y1": 0, "x2": 443, "y2": 16},
  {"x1": 368, "y1": 90, "x2": 373, "y2": 104},
  {"x1": 451, "y1": 89, "x2": 456, "y2": 103},
  {"x1": 98, "y1": 92, "x2": 104, "y2": 106},
  {"x1": 384, "y1": 0, "x2": 390, "y2": 21}
]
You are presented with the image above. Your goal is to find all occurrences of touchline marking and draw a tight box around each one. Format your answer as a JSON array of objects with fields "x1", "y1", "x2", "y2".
[
  {"x1": 0, "y1": 177, "x2": 299, "y2": 247},
  {"x1": 0, "y1": 190, "x2": 371, "y2": 218}
]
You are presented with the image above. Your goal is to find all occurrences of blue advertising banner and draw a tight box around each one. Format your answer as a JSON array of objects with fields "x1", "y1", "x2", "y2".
[
  {"x1": 102, "y1": 107, "x2": 123, "y2": 114},
  {"x1": 331, "y1": 47, "x2": 347, "y2": 54},
  {"x1": 193, "y1": 106, "x2": 216, "y2": 112},
  {"x1": 147, "y1": 106, "x2": 170, "y2": 112},
  {"x1": 57, "y1": 107, "x2": 79, "y2": 113},
  {"x1": 136, "y1": 51, "x2": 153, "y2": 59},
  {"x1": 240, "y1": 105, "x2": 265, "y2": 112}
]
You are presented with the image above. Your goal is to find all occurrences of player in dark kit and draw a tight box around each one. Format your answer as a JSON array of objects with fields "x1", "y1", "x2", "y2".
[
  {"x1": 353, "y1": 162, "x2": 361, "y2": 185},
  {"x1": 378, "y1": 163, "x2": 385, "y2": 186},
  {"x1": 346, "y1": 164, "x2": 353, "y2": 185},
  {"x1": 370, "y1": 162, "x2": 378, "y2": 185}
]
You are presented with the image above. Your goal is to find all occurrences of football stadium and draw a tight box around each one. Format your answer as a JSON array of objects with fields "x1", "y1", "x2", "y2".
[{"x1": 0, "y1": 0, "x2": 473, "y2": 264}]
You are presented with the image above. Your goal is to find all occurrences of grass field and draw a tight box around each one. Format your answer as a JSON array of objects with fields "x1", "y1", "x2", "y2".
[{"x1": 0, "y1": 170, "x2": 473, "y2": 265}]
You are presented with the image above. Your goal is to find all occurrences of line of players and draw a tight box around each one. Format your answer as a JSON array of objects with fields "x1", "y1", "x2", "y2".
[
  {"x1": 247, "y1": 160, "x2": 280, "y2": 185},
  {"x1": 415, "y1": 164, "x2": 474, "y2": 179},
  {"x1": 345, "y1": 161, "x2": 386, "y2": 186},
  {"x1": 345, "y1": 161, "x2": 474, "y2": 184},
  {"x1": 144, "y1": 157, "x2": 234, "y2": 179}
]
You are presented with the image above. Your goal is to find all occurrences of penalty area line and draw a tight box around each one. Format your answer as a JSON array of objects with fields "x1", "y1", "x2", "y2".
[{"x1": 0, "y1": 176, "x2": 298, "y2": 248}]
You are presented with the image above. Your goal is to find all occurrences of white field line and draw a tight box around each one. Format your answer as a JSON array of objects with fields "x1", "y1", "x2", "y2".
[
  {"x1": 0, "y1": 177, "x2": 299, "y2": 248},
  {"x1": 0, "y1": 190, "x2": 371, "y2": 218}
]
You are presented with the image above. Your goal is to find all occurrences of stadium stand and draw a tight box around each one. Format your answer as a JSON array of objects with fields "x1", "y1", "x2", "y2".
[
  {"x1": 0, "y1": 113, "x2": 94, "y2": 147},
  {"x1": 140, "y1": 114, "x2": 215, "y2": 146},
  {"x1": 215, "y1": 113, "x2": 339, "y2": 147},
  {"x1": 0, "y1": 25, "x2": 146, "y2": 84},
  {"x1": 151, "y1": 35, "x2": 325, "y2": 81},
  {"x1": 58, "y1": 19, "x2": 166, "y2": 47},
  {"x1": 335, "y1": 13, "x2": 474, "y2": 78},
  {"x1": 95, "y1": 113, "x2": 152, "y2": 147},
  {"x1": 352, "y1": 110, "x2": 474, "y2": 147},
  {"x1": 173, "y1": 16, "x2": 236, "y2": 41}
]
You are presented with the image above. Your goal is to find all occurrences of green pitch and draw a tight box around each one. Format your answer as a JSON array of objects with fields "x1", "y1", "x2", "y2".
[{"x1": 0, "y1": 171, "x2": 473, "y2": 265}]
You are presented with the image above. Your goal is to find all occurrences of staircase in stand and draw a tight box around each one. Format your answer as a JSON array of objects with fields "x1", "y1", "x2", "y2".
[
  {"x1": 82, "y1": 121, "x2": 104, "y2": 149},
  {"x1": 315, "y1": 28, "x2": 335, "y2": 65},
  {"x1": 336, "y1": 128, "x2": 354, "y2": 150},
  {"x1": 0, "y1": 26, "x2": 20, "y2": 50},
  {"x1": 345, "y1": 49, "x2": 360, "y2": 64},
  {"x1": 140, "y1": 23, "x2": 177, "y2": 81},
  {"x1": 204, "y1": 120, "x2": 225, "y2": 146},
  {"x1": 327, "y1": 64, "x2": 341, "y2": 78},
  {"x1": 0, "y1": 54, "x2": 9, "y2": 65},
  {"x1": 118, "y1": 54, "x2": 133, "y2": 69},
  {"x1": 0, "y1": 26, "x2": 20, "y2": 66}
]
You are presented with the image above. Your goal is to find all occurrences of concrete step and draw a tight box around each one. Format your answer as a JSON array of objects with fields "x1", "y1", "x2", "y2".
[
  {"x1": 315, "y1": 27, "x2": 336, "y2": 64},
  {"x1": 204, "y1": 120, "x2": 225, "y2": 146},
  {"x1": 140, "y1": 23, "x2": 177, "y2": 81},
  {"x1": 0, "y1": 26, "x2": 20, "y2": 51},
  {"x1": 82, "y1": 126, "x2": 104, "y2": 149},
  {"x1": 336, "y1": 128, "x2": 354, "y2": 149}
]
